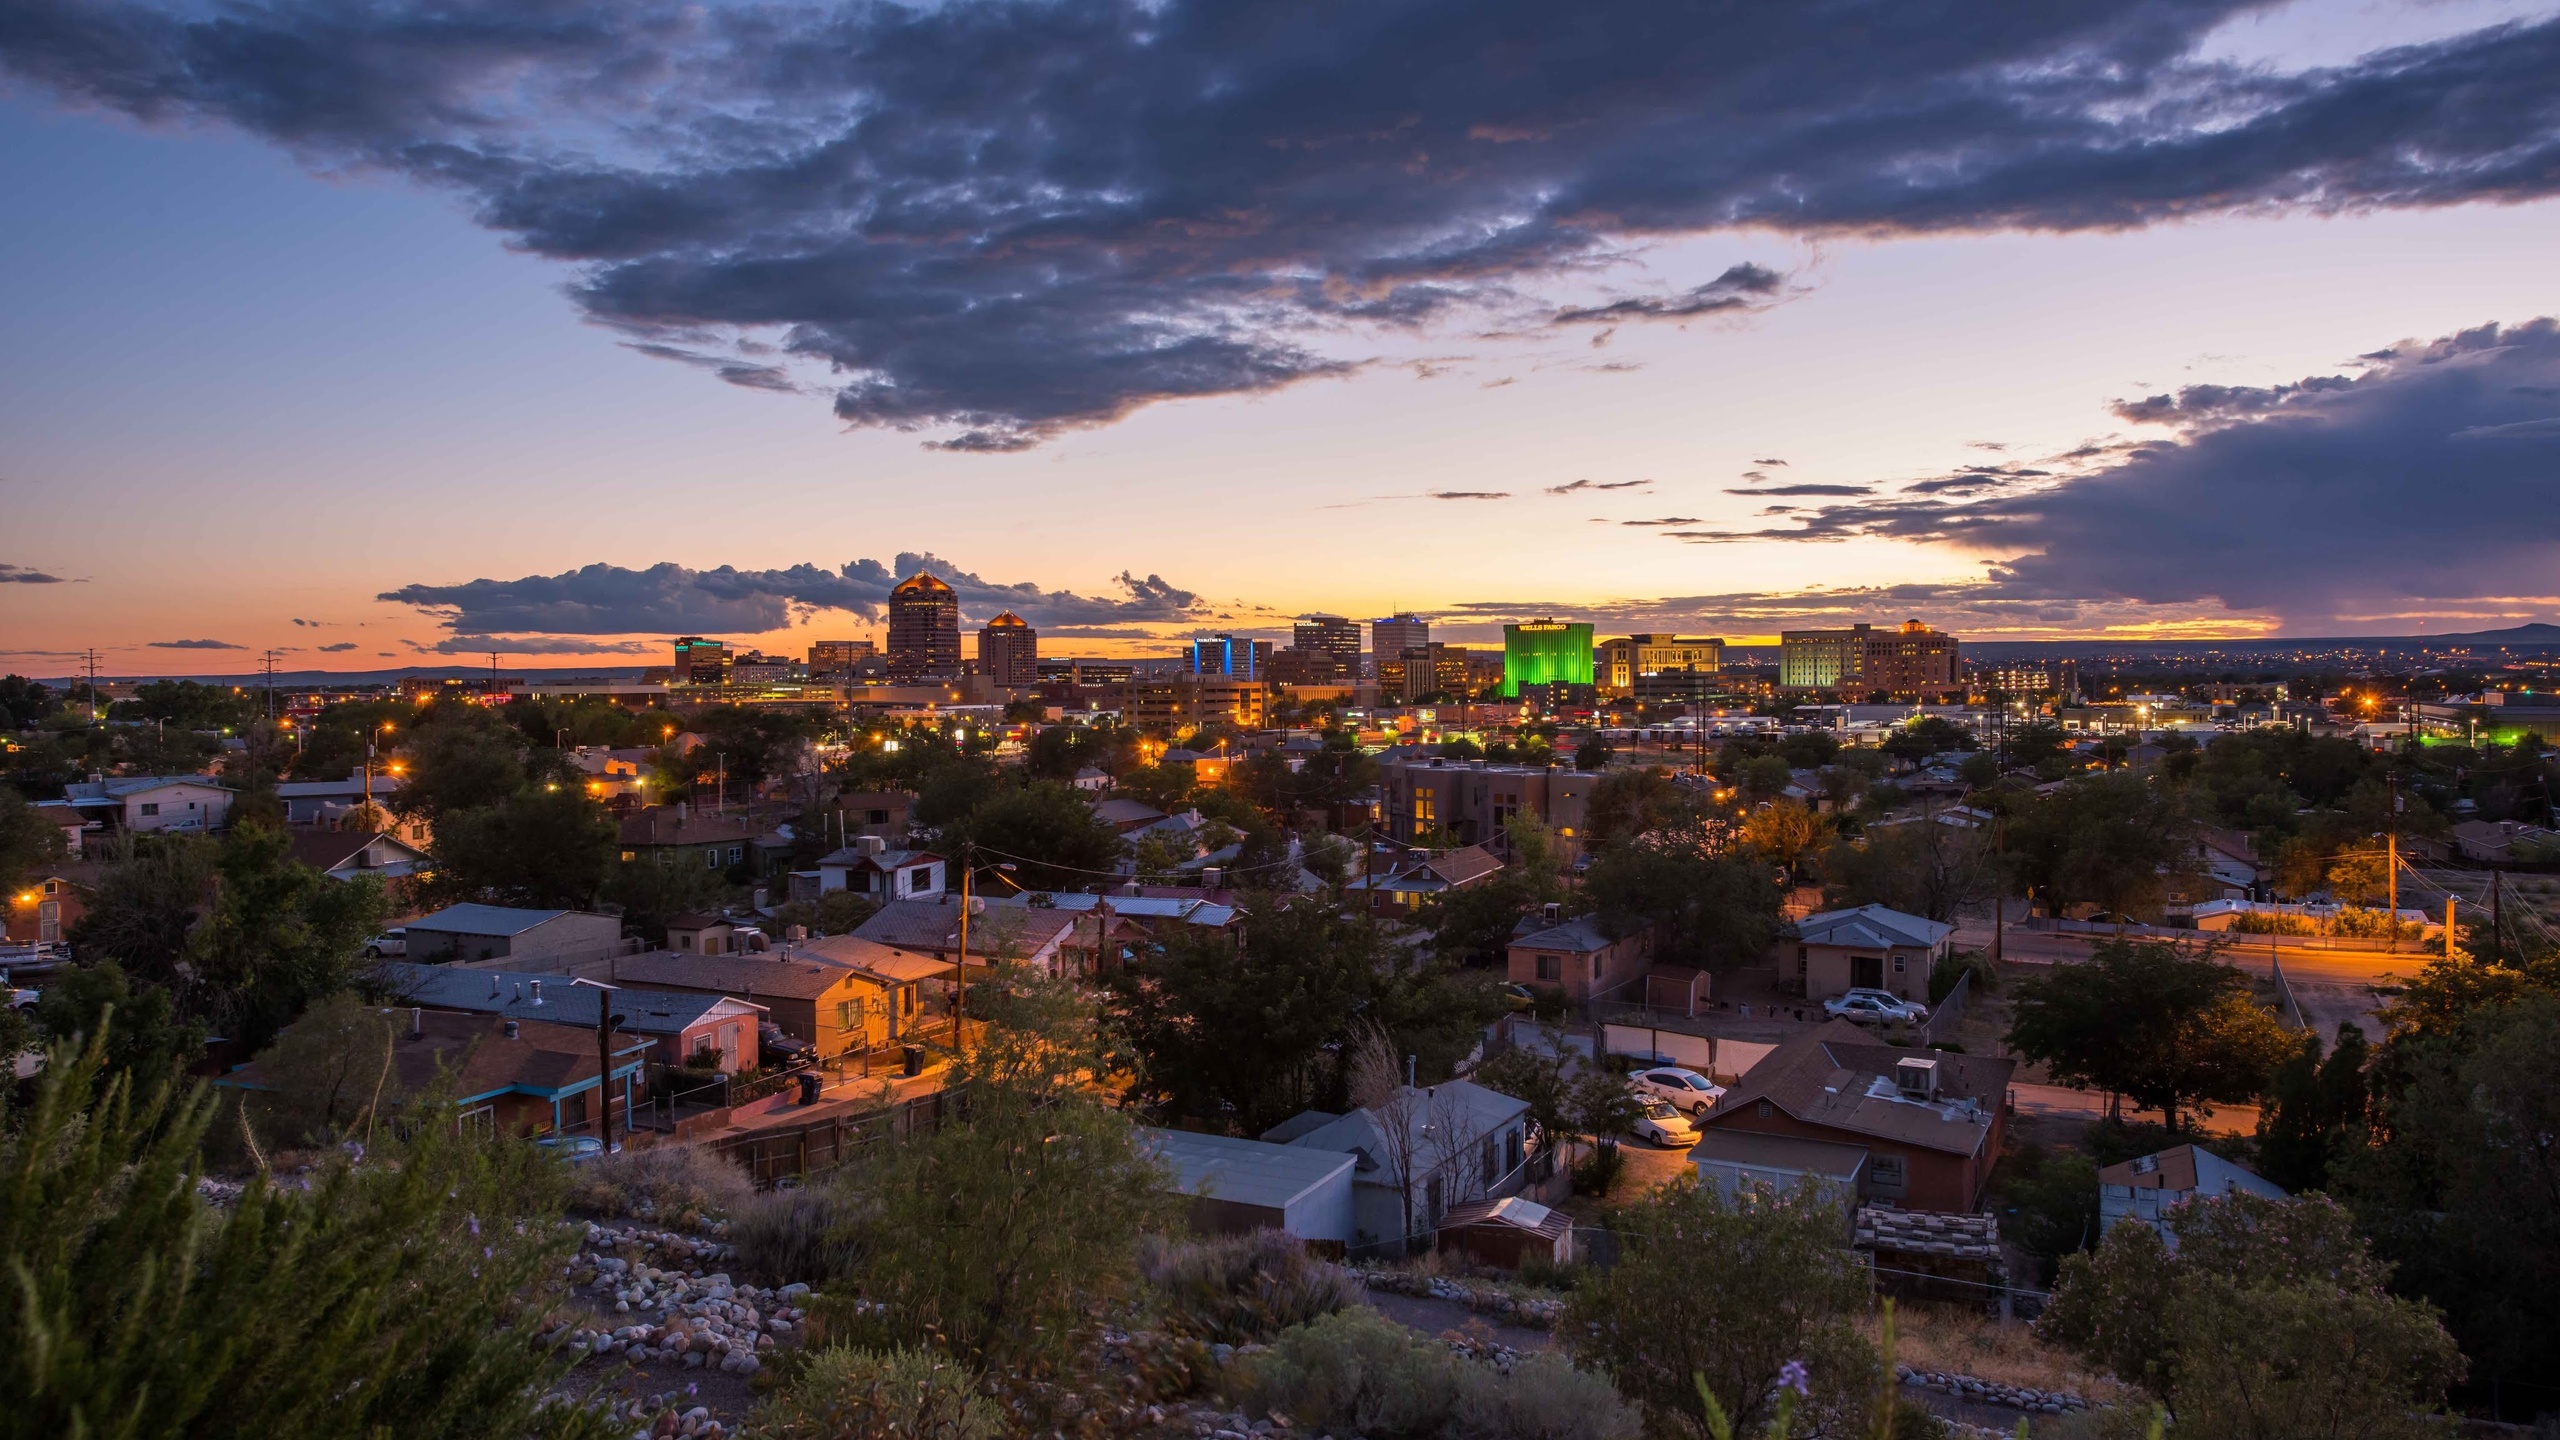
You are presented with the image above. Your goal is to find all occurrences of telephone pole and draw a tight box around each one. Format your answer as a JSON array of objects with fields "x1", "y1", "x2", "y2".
[
  {"x1": 82, "y1": 648, "x2": 102, "y2": 724},
  {"x1": 259, "y1": 649, "x2": 283, "y2": 720}
]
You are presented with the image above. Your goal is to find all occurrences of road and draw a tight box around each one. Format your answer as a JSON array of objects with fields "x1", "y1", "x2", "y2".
[{"x1": 1953, "y1": 921, "x2": 2410, "y2": 1041}]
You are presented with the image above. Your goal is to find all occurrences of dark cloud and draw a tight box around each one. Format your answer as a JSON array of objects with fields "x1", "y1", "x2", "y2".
[
  {"x1": 2109, "y1": 375, "x2": 2358, "y2": 425},
  {"x1": 420, "y1": 636, "x2": 662, "y2": 657},
  {"x1": 0, "y1": 564, "x2": 67, "y2": 584},
  {"x1": 317, "y1": 642, "x2": 359, "y2": 652},
  {"x1": 1621, "y1": 517, "x2": 1702, "y2": 526},
  {"x1": 149, "y1": 638, "x2": 243, "y2": 650},
  {"x1": 1901, "y1": 465, "x2": 2054, "y2": 495},
  {"x1": 380, "y1": 554, "x2": 1204, "y2": 638},
  {"x1": 1427, "y1": 491, "x2": 1511, "y2": 501},
  {"x1": 1546, "y1": 479, "x2": 1651, "y2": 495},
  {"x1": 1725, "y1": 484, "x2": 1876, "y2": 497},
  {"x1": 1552, "y1": 264, "x2": 1787, "y2": 324},
  {"x1": 9, "y1": 1, "x2": 2559, "y2": 448},
  {"x1": 1682, "y1": 318, "x2": 2560, "y2": 629},
  {"x1": 1752, "y1": 459, "x2": 1789, "y2": 467}
]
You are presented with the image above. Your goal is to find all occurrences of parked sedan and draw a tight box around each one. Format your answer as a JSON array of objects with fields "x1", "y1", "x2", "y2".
[
  {"x1": 1842, "y1": 987, "x2": 1928, "y2": 1020},
  {"x1": 1629, "y1": 1098, "x2": 1699, "y2": 1148},
  {"x1": 1628, "y1": 1066, "x2": 1728, "y2": 1117},
  {"x1": 361, "y1": 928, "x2": 407, "y2": 959},
  {"x1": 1823, "y1": 991, "x2": 1926, "y2": 1025}
]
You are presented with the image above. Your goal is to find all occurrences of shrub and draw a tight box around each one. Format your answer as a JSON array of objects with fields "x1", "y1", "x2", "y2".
[
  {"x1": 1452, "y1": 1351, "x2": 1639, "y2": 1440},
  {"x1": 1236, "y1": 1307, "x2": 1471, "y2": 1438},
  {"x1": 731, "y1": 1184, "x2": 867, "y2": 1287},
  {"x1": 1568, "y1": 1143, "x2": 1624, "y2": 1196},
  {"x1": 743, "y1": 1345, "x2": 1003, "y2": 1440},
  {"x1": 564, "y1": 1143, "x2": 756, "y2": 1224},
  {"x1": 1141, "y1": 1230, "x2": 1361, "y2": 1345}
]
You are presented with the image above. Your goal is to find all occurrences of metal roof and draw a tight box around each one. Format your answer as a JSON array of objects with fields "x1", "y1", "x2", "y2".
[
  {"x1": 376, "y1": 961, "x2": 754, "y2": 1034},
  {"x1": 406, "y1": 903, "x2": 576, "y2": 937},
  {"x1": 1142, "y1": 1128, "x2": 1355, "y2": 1212},
  {"x1": 1793, "y1": 905, "x2": 1953, "y2": 950}
]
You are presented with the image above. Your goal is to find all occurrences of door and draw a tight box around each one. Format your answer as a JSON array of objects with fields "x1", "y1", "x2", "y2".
[{"x1": 1851, "y1": 953, "x2": 1884, "y2": 989}]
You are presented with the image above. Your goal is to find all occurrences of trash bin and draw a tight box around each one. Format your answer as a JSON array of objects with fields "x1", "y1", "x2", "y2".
[
  {"x1": 901, "y1": 1044, "x2": 924, "y2": 1078},
  {"x1": 796, "y1": 1071, "x2": 822, "y2": 1105}
]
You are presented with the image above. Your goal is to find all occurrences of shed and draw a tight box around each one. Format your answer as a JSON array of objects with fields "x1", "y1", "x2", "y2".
[
  {"x1": 1435, "y1": 1196, "x2": 1575, "y2": 1269},
  {"x1": 1142, "y1": 1128, "x2": 1357, "y2": 1244},
  {"x1": 1642, "y1": 964, "x2": 1712, "y2": 1017}
]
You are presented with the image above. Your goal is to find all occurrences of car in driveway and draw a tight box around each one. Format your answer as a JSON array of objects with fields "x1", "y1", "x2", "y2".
[
  {"x1": 534, "y1": 1134, "x2": 604, "y2": 1164},
  {"x1": 1629, "y1": 1098, "x2": 1699, "y2": 1148},
  {"x1": 1628, "y1": 1065, "x2": 1727, "y2": 1117},
  {"x1": 361, "y1": 928, "x2": 407, "y2": 959},
  {"x1": 1823, "y1": 990, "x2": 1927, "y2": 1025}
]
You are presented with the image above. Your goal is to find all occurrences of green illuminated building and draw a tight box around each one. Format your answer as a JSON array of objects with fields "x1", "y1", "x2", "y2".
[{"x1": 1502, "y1": 620, "x2": 1595, "y2": 697}]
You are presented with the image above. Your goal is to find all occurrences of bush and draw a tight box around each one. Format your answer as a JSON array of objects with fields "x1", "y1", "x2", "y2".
[
  {"x1": 1140, "y1": 1230, "x2": 1361, "y2": 1345},
  {"x1": 1238, "y1": 1309, "x2": 1637, "y2": 1440},
  {"x1": 731, "y1": 1184, "x2": 867, "y2": 1287},
  {"x1": 1236, "y1": 1307, "x2": 1470, "y2": 1438},
  {"x1": 743, "y1": 1345, "x2": 1003, "y2": 1440},
  {"x1": 1569, "y1": 1143, "x2": 1624, "y2": 1196},
  {"x1": 564, "y1": 1143, "x2": 756, "y2": 1224},
  {"x1": 1453, "y1": 1351, "x2": 1639, "y2": 1440}
]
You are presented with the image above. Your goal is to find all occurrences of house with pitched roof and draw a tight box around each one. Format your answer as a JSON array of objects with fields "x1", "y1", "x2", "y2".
[
  {"x1": 810, "y1": 836, "x2": 946, "y2": 901},
  {"x1": 1505, "y1": 912, "x2": 1653, "y2": 1002},
  {"x1": 534, "y1": 948, "x2": 894, "y2": 1057},
  {"x1": 2098, "y1": 1144, "x2": 2287, "y2": 1250},
  {"x1": 40, "y1": 774, "x2": 234, "y2": 834},
  {"x1": 1790, "y1": 905, "x2": 1952, "y2": 1006},
  {"x1": 619, "y1": 804, "x2": 766, "y2": 876},
  {"x1": 404, "y1": 904, "x2": 625, "y2": 966},
  {"x1": 288, "y1": 829, "x2": 432, "y2": 885},
  {"x1": 377, "y1": 960, "x2": 767, "y2": 1071},
  {"x1": 221, "y1": 1008, "x2": 651, "y2": 1140},
  {"x1": 1699, "y1": 1020, "x2": 2013, "y2": 1211},
  {"x1": 1346, "y1": 843, "x2": 1507, "y2": 913},
  {"x1": 849, "y1": 898, "x2": 1082, "y2": 975},
  {"x1": 1270, "y1": 1079, "x2": 1533, "y2": 1256}
]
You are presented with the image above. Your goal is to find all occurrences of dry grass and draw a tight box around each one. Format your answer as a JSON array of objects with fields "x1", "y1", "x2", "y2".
[{"x1": 1870, "y1": 1304, "x2": 2136, "y2": 1405}]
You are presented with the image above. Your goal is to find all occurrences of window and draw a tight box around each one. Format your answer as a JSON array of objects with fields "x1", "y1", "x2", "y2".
[
  {"x1": 1892, "y1": 954, "x2": 1906, "y2": 973},
  {"x1": 1505, "y1": 1129, "x2": 1523, "y2": 1175},
  {"x1": 726, "y1": 845, "x2": 743, "y2": 866},
  {"x1": 1536, "y1": 954, "x2": 1561, "y2": 981},
  {"x1": 866, "y1": 809, "x2": 889, "y2": 824},
  {"x1": 1757, "y1": 1100, "x2": 1774, "y2": 1118},
  {"x1": 1870, "y1": 1154, "x2": 1907, "y2": 1196},
  {"x1": 139, "y1": 803, "x2": 159, "y2": 817},
  {"x1": 1481, "y1": 1135, "x2": 1499, "y2": 1186},
  {"x1": 1411, "y1": 787, "x2": 1436, "y2": 829},
  {"x1": 838, "y1": 1000, "x2": 856, "y2": 1029},
  {"x1": 1589, "y1": 953, "x2": 1602, "y2": 980},
  {"x1": 706, "y1": 849, "x2": 720, "y2": 869}
]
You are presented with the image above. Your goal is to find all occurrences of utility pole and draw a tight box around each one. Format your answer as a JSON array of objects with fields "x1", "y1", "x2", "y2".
[
  {"x1": 594, "y1": 990, "x2": 626, "y2": 1152},
  {"x1": 259, "y1": 649, "x2": 282, "y2": 720},
  {"x1": 2445, "y1": 896, "x2": 2459, "y2": 963},
  {"x1": 952, "y1": 846, "x2": 971, "y2": 1055},
  {"x1": 82, "y1": 648, "x2": 102, "y2": 724},
  {"x1": 2386, "y1": 832, "x2": 2398, "y2": 953},
  {"x1": 2492, "y1": 871, "x2": 2504, "y2": 960}
]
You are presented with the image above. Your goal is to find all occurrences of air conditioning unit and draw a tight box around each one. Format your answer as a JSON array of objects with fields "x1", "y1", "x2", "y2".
[{"x1": 1894, "y1": 1056, "x2": 1939, "y2": 1099}]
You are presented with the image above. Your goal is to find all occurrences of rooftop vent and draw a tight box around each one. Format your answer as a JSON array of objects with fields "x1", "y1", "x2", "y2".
[
  {"x1": 855, "y1": 835, "x2": 886, "y2": 857},
  {"x1": 530, "y1": 979, "x2": 543, "y2": 1006},
  {"x1": 503, "y1": 1020, "x2": 519, "y2": 1039},
  {"x1": 1894, "y1": 1056, "x2": 1940, "y2": 1100}
]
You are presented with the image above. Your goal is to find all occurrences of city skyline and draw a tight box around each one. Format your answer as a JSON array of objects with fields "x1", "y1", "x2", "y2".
[{"x1": 7, "y1": 0, "x2": 2560, "y2": 672}]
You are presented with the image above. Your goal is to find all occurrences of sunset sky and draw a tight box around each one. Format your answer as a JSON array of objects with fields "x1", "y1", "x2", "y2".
[{"x1": 5, "y1": 0, "x2": 2559, "y2": 674}]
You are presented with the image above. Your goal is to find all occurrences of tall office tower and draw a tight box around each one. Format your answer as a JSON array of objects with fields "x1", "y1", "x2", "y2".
[
  {"x1": 1294, "y1": 614, "x2": 1361, "y2": 666},
  {"x1": 672, "y1": 636, "x2": 730, "y2": 685},
  {"x1": 886, "y1": 571, "x2": 962, "y2": 681},
  {"x1": 1370, "y1": 613, "x2": 1429, "y2": 672},
  {"x1": 1859, "y1": 619, "x2": 1961, "y2": 701},
  {"x1": 1188, "y1": 633, "x2": 1270, "y2": 679},
  {"x1": 807, "y1": 639, "x2": 878, "y2": 676},
  {"x1": 1501, "y1": 620, "x2": 1595, "y2": 698},
  {"x1": 977, "y1": 611, "x2": 1039, "y2": 687},
  {"x1": 1779, "y1": 625, "x2": 1872, "y2": 691}
]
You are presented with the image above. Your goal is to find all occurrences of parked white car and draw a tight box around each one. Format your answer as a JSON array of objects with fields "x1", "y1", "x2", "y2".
[
  {"x1": 1628, "y1": 1066, "x2": 1727, "y2": 1117},
  {"x1": 1824, "y1": 990, "x2": 1927, "y2": 1025},
  {"x1": 361, "y1": 928, "x2": 407, "y2": 959},
  {"x1": 1630, "y1": 1098, "x2": 1699, "y2": 1148}
]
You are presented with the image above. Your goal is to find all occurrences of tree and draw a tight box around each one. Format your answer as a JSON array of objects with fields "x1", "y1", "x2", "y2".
[
  {"x1": 0, "y1": 1029, "x2": 613, "y2": 1440},
  {"x1": 188, "y1": 824, "x2": 390, "y2": 1051},
  {"x1": 391, "y1": 716, "x2": 527, "y2": 821},
  {"x1": 1107, "y1": 896, "x2": 1497, "y2": 1135},
  {"x1": 0, "y1": 784, "x2": 64, "y2": 895},
  {"x1": 1583, "y1": 820, "x2": 1782, "y2": 972},
  {"x1": 1819, "y1": 812, "x2": 2000, "y2": 922},
  {"x1": 243, "y1": 990, "x2": 399, "y2": 1144},
  {"x1": 933, "y1": 781, "x2": 1126, "y2": 891},
  {"x1": 820, "y1": 976, "x2": 1176, "y2": 1386},
  {"x1": 1469, "y1": 1046, "x2": 1572, "y2": 1153},
  {"x1": 1574, "y1": 735, "x2": 1614, "y2": 771},
  {"x1": 428, "y1": 786, "x2": 618, "y2": 910},
  {"x1": 2040, "y1": 1193, "x2": 2461, "y2": 1438},
  {"x1": 1111, "y1": 763, "x2": 1195, "y2": 814},
  {"x1": 2004, "y1": 940, "x2": 2294, "y2": 1128},
  {"x1": 68, "y1": 832, "x2": 220, "y2": 986},
  {"x1": 1566, "y1": 1180, "x2": 1876, "y2": 1435},
  {"x1": 2000, "y1": 772, "x2": 2193, "y2": 921},
  {"x1": 31, "y1": 962, "x2": 204, "y2": 1100},
  {"x1": 1583, "y1": 766, "x2": 1687, "y2": 850},
  {"x1": 1739, "y1": 797, "x2": 1821, "y2": 877}
]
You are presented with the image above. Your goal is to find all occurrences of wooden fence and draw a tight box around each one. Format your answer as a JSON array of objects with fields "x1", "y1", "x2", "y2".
[{"x1": 705, "y1": 1088, "x2": 961, "y2": 1188}]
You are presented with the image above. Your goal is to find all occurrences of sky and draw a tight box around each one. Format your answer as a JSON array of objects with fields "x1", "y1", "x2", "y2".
[{"x1": 3, "y1": 0, "x2": 2559, "y2": 675}]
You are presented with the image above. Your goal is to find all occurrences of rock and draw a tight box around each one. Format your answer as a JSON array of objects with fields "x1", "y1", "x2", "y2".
[
  {"x1": 1212, "y1": 1344, "x2": 1236, "y2": 1366},
  {"x1": 682, "y1": 1352, "x2": 704, "y2": 1369}
]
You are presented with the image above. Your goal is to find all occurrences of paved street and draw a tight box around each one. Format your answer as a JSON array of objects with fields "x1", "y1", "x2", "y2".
[{"x1": 1953, "y1": 921, "x2": 2413, "y2": 1041}]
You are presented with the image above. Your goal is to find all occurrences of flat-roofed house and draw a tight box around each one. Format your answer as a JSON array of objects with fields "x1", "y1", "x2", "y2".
[{"x1": 1142, "y1": 1128, "x2": 1357, "y2": 1244}]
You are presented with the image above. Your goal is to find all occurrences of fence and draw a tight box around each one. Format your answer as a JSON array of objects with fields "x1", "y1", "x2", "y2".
[
  {"x1": 1918, "y1": 967, "x2": 1972, "y2": 1048},
  {"x1": 1594, "y1": 1021, "x2": 1776, "y2": 1083},
  {"x1": 2268, "y1": 948, "x2": 2306, "y2": 1030},
  {"x1": 705, "y1": 1087, "x2": 960, "y2": 1188}
]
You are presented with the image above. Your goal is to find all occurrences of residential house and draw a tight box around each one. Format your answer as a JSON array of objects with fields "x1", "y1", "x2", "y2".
[
  {"x1": 850, "y1": 898, "x2": 1082, "y2": 975},
  {"x1": 377, "y1": 961, "x2": 766, "y2": 1072},
  {"x1": 665, "y1": 913, "x2": 749, "y2": 955},
  {"x1": 1272, "y1": 1079, "x2": 1533, "y2": 1256},
  {"x1": 1346, "y1": 843, "x2": 1506, "y2": 913},
  {"x1": 830, "y1": 790, "x2": 916, "y2": 845},
  {"x1": 1069, "y1": 767, "x2": 1111, "y2": 793},
  {"x1": 2451, "y1": 818, "x2": 2560, "y2": 864},
  {"x1": 811, "y1": 836, "x2": 947, "y2": 901},
  {"x1": 1789, "y1": 905, "x2": 1951, "y2": 1006},
  {"x1": 1093, "y1": 797, "x2": 1171, "y2": 834},
  {"x1": 274, "y1": 771, "x2": 435, "y2": 846},
  {"x1": 983, "y1": 890, "x2": 1242, "y2": 970},
  {"x1": 1699, "y1": 1021, "x2": 2014, "y2": 1212},
  {"x1": 541, "y1": 947, "x2": 896, "y2": 1058},
  {"x1": 42, "y1": 774, "x2": 234, "y2": 834},
  {"x1": 1141, "y1": 1128, "x2": 1358, "y2": 1245},
  {"x1": 4, "y1": 872, "x2": 85, "y2": 945},
  {"x1": 1689, "y1": 1131, "x2": 1869, "y2": 1224},
  {"x1": 1506, "y1": 913, "x2": 1653, "y2": 1003},
  {"x1": 287, "y1": 829, "x2": 432, "y2": 887},
  {"x1": 221, "y1": 1008, "x2": 651, "y2": 1139},
  {"x1": 792, "y1": 934, "x2": 953, "y2": 1045},
  {"x1": 620, "y1": 804, "x2": 766, "y2": 876},
  {"x1": 2189, "y1": 829, "x2": 2263, "y2": 902},
  {"x1": 1373, "y1": 752, "x2": 1601, "y2": 849},
  {"x1": 2097, "y1": 1144, "x2": 2288, "y2": 1250},
  {"x1": 404, "y1": 904, "x2": 625, "y2": 966}
]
